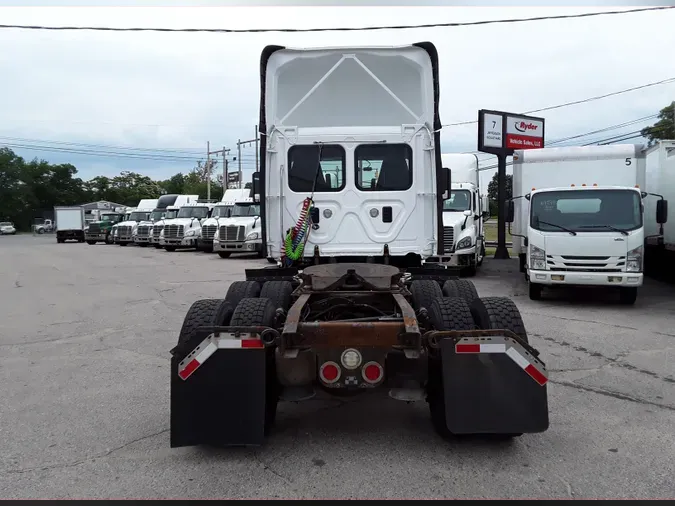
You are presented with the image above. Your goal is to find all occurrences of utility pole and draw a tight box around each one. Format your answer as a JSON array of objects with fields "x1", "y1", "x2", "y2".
[
  {"x1": 222, "y1": 146, "x2": 230, "y2": 190},
  {"x1": 236, "y1": 128, "x2": 261, "y2": 189},
  {"x1": 206, "y1": 142, "x2": 226, "y2": 201}
]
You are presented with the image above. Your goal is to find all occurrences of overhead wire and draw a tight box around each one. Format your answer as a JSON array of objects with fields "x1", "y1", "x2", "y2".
[{"x1": 0, "y1": 6, "x2": 672, "y2": 33}]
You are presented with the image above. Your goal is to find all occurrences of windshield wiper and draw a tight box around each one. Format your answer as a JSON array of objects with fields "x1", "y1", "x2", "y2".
[
  {"x1": 536, "y1": 220, "x2": 577, "y2": 236},
  {"x1": 579, "y1": 225, "x2": 629, "y2": 236}
]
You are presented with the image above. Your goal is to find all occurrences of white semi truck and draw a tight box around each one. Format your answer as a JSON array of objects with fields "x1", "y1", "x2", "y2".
[
  {"x1": 135, "y1": 194, "x2": 198, "y2": 247},
  {"x1": 159, "y1": 202, "x2": 214, "y2": 251},
  {"x1": 439, "y1": 153, "x2": 489, "y2": 275},
  {"x1": 509, "y1": 144, "x2": 667, "y2": 304},
  {"x1": 212, "y1": 195, "x2": 262, "y2": 258},
  {"x1": 116, "y1": 199, "x2": 158, "y2": 246},
  {"x1": 169, "y1": 42, "x2": 550, "y2": 449},
  {"x1": 197, "y1": 189, "x2": 249, "y2": 252},
  {"x1": 150, "y1": 205, "x2": 180, "y2": 248},
  {"x1": 644, "y1": 139, "x2": 674, "y2": 280}
]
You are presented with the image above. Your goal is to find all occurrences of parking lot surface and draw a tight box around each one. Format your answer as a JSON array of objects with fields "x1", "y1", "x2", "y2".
[{"x1": 1, "y1": 234, "x2": 674, "y2": 499}]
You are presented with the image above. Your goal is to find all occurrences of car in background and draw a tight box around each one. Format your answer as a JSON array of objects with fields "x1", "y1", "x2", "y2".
[{"x1": 0, "y1": 222, "x2": 17, "y2": 235}]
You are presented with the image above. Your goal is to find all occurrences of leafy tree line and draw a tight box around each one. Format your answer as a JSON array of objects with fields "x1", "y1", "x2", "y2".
[{"x1": 0, "y1": 147, "x2": 250, "y2": 230}]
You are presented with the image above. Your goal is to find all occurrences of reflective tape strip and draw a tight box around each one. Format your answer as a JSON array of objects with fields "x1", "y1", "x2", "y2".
[
  {"x1": 507, "y1": 346, "x2": 548, "y2": 386},
  {"x1": 178, "y1": 333, "x2": 264, "y2": 381},
  {"x1": 455, "y1": 343, "x2": 506, "y2": 354}
]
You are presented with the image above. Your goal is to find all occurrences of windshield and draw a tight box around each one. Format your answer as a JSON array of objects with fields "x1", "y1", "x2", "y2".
[
  {"x1": 165, "y1": 209, "x2": 178, "y2": 219},
  {"x1": 443, "y1": 190, "x2": 471, "y2": 212},
  {"x1": 211, "y1": 205, "x2": 233, "y2": 218},
  {"x1": 0, "y1": 222, "x2": 12, "y2": 227},
  {"x1": 150, "y1": 210, "x2": 165, "y2": 221},
  {"x1": 100, "y1": 214, "x2": 119, "y2": 222},
  {"x1": 530, "y1": 189, "x2": 642, "y2": 233},
  {"x1": 177, "y1": 206, "x2": 209, "y2": 219},
  {"x1": 232, "y1": 204, "x2": 260, "y2": 217},
  {"x1": 129, "y1": 212, "x2": 150, "y2": 222}
]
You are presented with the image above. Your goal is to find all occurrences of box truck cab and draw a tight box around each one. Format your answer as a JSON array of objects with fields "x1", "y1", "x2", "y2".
[
  {"x1": 197, "y1": 189, "x2": 249, "y2": 252},
  {"x1": 509, "y1": 144, "x2": 667, "y2": 305},
  {"x1": 439, "y1": 153, "x2": 488, "y2": 275},
  {"x1": 159, "y1": 202, "x2": 214, "y2": 251},
  {"x1": 212, "y1": 196, "x2": 262, "y2": 258}
]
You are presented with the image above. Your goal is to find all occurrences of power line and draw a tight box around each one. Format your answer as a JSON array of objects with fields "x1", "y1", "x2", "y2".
[
  {"x1": 443, "y1": 77, "x2": 675, "y2": 127},
  {"x1": 0, "y1": 142, "x2": 203, "y2": 162},
  {"x1": 0, "y1": 6, "x2": 672, "y2": 33}
]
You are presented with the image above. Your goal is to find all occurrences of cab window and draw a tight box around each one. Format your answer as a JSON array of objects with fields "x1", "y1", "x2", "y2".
[
  {"x1": 288, "y1": 145, "x2": 345, "y2": 193},
  {"x1": 355, "y1": 144, "x2": 412, "y2": 191}
]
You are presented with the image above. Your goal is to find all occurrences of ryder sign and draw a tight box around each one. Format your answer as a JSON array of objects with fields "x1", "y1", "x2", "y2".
[
  {"x1": 477, "y1": 109, "x2": 545, "y2": 156},
  {"x1": 505, "y1": 116, "x2": 544, "y2": 149}
]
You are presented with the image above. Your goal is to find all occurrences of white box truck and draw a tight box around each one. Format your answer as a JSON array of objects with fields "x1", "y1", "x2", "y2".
[
  {"x1": 439, "y1": 153, "x2": 489, "y2": 275},
  {"x1": 54, "y1": 206, "x2": 86, "y2": 243},
  {"x1": 508, "y1": 144, "x2": 667, "y2": 305},
  {"x1": 644, "y1": 140, "x2": 674, "y2": 280}
]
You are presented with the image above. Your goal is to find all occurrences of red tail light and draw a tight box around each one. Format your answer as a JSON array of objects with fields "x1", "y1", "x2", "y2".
[
  {"x1": 319, "y1": 361, "x2": 341, "y2": 384},
  {"x1": 362, "y1": 361, "x2": 384, "y2": 384}
]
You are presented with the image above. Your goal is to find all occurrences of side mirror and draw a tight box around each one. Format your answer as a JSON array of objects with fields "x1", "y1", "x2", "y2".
[
  {"x1": 463, "y1": 210, "x2": 472, "y2": 217},
  {"x1": 656, "y1": 199, "x2": 668, "y2": 224},
  {"x1": 444, "y1": 167, "x2": 451, "y2": 197},
  {"x1": 251, "y1": 172, "x2": 260, "y2": 203},
  {"x1": 505, "y1": 200, "x2": 515, "y2": 223}
]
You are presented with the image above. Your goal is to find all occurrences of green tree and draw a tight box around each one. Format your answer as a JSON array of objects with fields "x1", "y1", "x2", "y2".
[
  {"x1": 487, "y1": 172, "x2": 513, "y2": 218},
  {"x1": 641, "y1": 102, "x2": 675, "y2": 147},
  {"x1": 159, "y1": 173, "x2": 186, "y2": 195},
  {"x1": 107, "y1": 171, "x2": 163, "y2": 206}
]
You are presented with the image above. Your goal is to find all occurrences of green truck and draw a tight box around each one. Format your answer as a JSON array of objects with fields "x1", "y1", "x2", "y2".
[{"x1": 85, "y1": 210, "x2": 126, "y2": 244}]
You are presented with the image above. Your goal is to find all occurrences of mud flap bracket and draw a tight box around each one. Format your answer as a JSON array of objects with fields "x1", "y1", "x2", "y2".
[{"x1": 437, "y1": 332, "x2": 549, "y2": 434}]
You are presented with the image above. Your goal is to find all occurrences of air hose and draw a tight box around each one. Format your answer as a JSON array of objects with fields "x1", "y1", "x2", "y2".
[{"x1": 282, "y1": 197, "x2": 313, "y2": 263}]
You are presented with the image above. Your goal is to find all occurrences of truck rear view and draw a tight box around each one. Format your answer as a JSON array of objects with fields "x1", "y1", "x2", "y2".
[
  {"x1": 54, "y1": 206, "x2": 86, "y2": 243},
  {"x1": 509, "y1": 144, "x2": 668, "y2": 304},
  {"x1": 169, "y1": 42, "x2": 549, "y2": 449}
]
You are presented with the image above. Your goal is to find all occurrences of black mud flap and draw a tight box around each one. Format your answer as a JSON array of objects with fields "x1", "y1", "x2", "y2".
[
  {"x1": 170, "y1": 327, "x2": 269, "y2": 447},
  {"x1": 440, "y1": 335, "x2": 549, "y2": 434}
]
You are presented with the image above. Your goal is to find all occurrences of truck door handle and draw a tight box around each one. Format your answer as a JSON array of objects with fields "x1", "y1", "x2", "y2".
[
  {"x1": 310, "y1": 207, "x2": 320, "y2": 223},
  {"x1": 382, "y1": 206, "x2": 393, "y2": 223}
]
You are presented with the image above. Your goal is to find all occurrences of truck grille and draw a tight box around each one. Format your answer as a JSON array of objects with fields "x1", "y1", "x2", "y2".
[
  {"x1": 219, "y1": 225, "x2": 245, "y2": 242},
  {"x1": 117, "y1": 226, "x2": 132, "y2": 239},
  {"x1": 164, "y1": 225, "x2": 184, "y2": 239},
  {"x1": 442, "y1": 227, "x2": 454, "y2": 253},
  {"x1": 136, "y1": 226, "x2": 150, "y2": 238},
  {"x1": 547, "y1": 255, "x2": 625, "y2": 273},
  {"x1": 201, "y1": 225, "x2": 218, "y2": 240},
  {"x1": 153, "y1": 225, "x2": 164, "y2": 239},
  {"x1": 88, "y1": 223, "x2": 101, "y2": 234}
]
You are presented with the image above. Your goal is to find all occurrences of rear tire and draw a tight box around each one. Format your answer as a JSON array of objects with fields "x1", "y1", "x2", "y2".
[
  {"x1": 225, "y1": 280, "x2": 261, "y2": 307},
  {"x1": 470, "y1": 296, "x2": 528, "y2": 345},
  {"x1": 165, "y1": 246, "x2": 176, "y2": 252},
  {"x1": 426, "y1": 297, "x2": 476, "y2": 439},
  {"x1": 260, "y1": 280, "x2": 294, "y2": 311},
  {"x1": 174, "y1": 298, "x2": 234, "y2": 351},
  {"x1": 442, "y1": 279, "x2": 479, "y2": 304},
  {"x1": 229, "y1": 297, "x2": 279, "y2": 434},
  {"x1": 86, "y1": 241, "x2": 96, "y2": 245},
  {"x1": 410, "y1": 280, "x2": 443, "y2": 312}
]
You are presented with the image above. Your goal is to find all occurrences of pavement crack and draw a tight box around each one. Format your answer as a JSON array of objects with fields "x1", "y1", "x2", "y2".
[
  {"x1": 2, "y1": 428, "x2": 169, "y2": 476},
  {"x1": 253, "y1": 451, "x2": 293, "y2": 484},
  {"x1": 550, "y1": 379, "x2": 675, "y2": 411}
]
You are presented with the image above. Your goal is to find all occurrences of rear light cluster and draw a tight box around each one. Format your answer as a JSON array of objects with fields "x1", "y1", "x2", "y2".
[{"x1": 318, "y1": 349, "x2": 384, "y2": 385}]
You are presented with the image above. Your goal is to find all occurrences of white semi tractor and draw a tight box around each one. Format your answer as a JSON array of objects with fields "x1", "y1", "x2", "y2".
[
  {"x1": 212, "y1": 195, "x2": 262, "y2": 258},
  {"x1": 509, "y1": 144, "x2": 668, "y2": 304},
  {"x1": 197, "y1": 189, "x2": 249, "y2": 252},
  {"x1": 644, "y1": 139, "x2": 674, "y2": 281},
  {"x1": 135, "y1": 194, "x2": 198, "y2": 247},
  {"x1": 159, "y1": 202, "x2": 214, "y2": 251},
  {"x1": 439, "y1": 153, "x2": 489, "y2": 275},
  {"x1": 116, "y1": 199, "x2": 158, "y2": 246}
]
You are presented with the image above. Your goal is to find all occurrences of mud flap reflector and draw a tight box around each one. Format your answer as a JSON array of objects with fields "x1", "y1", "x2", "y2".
[
  {"x1": 178, "y1": 333, "x2": 264, "y2": 381},
  {"x1": 442, "y1": 335, "x2": 549, "y2": 434}
]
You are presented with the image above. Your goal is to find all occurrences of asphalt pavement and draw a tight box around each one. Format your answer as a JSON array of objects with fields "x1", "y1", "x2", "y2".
[{"x1": 1, "y1": 234, "x2": 673, "y2": 499}]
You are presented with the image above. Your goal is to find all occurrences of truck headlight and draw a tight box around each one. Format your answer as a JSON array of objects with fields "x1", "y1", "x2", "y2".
[
  {"x1": 626, "y1": 246, "x2": 643, "y2": 272},
  {"x1": 456, "y1": 236, "x2": 472, "y2": 250},
  {"x1": 530, "y1": 244, "x2": 547, "y2": 270},
  {"x1": 185, "y1": 229, "x2": 197, "y2": 237},
  {"x1": 213, "y1": 228, "x2": 220, "y2": 240},
  {"x1": 246, "y1": 231, "x2": 259, "y2": 241}
]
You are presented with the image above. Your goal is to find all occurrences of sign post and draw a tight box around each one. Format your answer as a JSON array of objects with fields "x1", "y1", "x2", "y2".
[{"x1": 477, "y1": 109, "x2": 545, "y2": 260}]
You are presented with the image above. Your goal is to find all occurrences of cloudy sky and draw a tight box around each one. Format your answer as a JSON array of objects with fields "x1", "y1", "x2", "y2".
[{"x1": 1, "y1": 2, "x2": 674, "y2": 189}]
